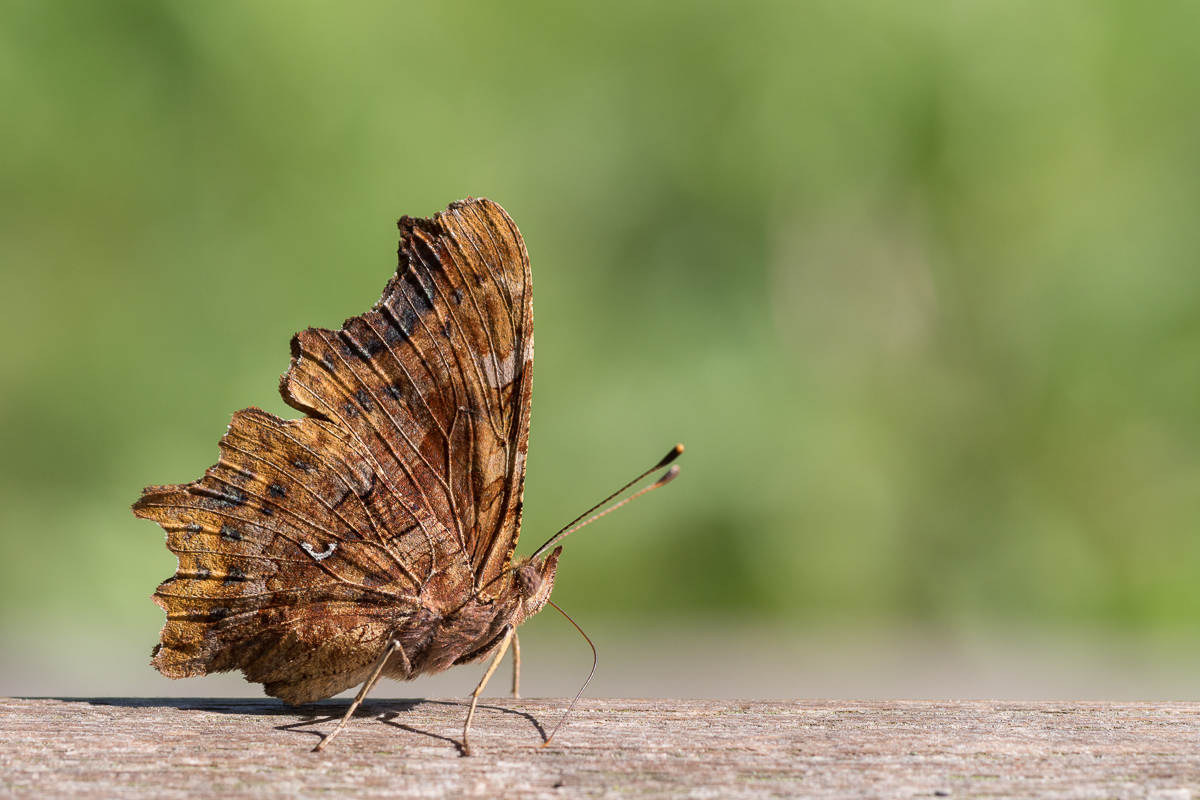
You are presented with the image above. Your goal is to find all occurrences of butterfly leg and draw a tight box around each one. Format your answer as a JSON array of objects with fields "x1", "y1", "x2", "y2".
[
  {"x1": 314, "y1": 638, "x2": 404, "y2": 753},
  {"x1": 462, "y1": 624, "x2": 514, "y2": 756},
  {"x1": 511, "y1": 631, "x2": 521, "y2": 698}
]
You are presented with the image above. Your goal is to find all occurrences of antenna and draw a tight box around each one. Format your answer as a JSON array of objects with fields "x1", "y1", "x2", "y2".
[
  {"x1": 467, "y1": 443, "x2": 685, "y2": 607},
  {"x1": 530, "y1": 444, "x2": 684, "y2": 561}
]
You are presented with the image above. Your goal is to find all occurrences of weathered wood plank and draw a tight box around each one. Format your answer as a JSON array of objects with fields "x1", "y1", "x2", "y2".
[{"x1": 3, "y1": 698, "x2": 1199, "y2": 798}]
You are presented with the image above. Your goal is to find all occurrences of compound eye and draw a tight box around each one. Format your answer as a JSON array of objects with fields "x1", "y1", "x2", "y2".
[{"x1": 516, "y1": 566, "x2": 541, "y2": 596}]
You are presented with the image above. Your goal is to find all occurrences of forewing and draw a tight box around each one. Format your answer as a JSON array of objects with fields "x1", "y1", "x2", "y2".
[{"x1": 280, "y1": 197, "x2": 533, "y2": 596}]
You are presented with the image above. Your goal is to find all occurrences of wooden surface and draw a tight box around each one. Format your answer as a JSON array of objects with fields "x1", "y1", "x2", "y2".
[{"x1": 3, "y1": 697, "x2": 1200, "y2": 798}]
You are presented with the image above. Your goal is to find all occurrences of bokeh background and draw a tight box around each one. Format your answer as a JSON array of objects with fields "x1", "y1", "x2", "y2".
[{"x1": 5, "y1": 0, "x2": 1200, "y2": 700}]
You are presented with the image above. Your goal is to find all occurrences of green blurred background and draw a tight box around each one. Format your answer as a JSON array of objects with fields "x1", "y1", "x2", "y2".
[{"x1": 5, "y1": 1, "x2": 1200, "y2": 697}]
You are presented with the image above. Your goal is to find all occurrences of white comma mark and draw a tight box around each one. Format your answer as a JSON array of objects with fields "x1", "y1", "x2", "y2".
[{"x1": 302, "y1": 542, "x2": 337, "y2": 561}]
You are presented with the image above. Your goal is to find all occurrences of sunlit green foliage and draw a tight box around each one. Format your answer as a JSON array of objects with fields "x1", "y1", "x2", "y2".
[{"x1": 4, "y1": 1, "x2": 1200, "y2": 634}]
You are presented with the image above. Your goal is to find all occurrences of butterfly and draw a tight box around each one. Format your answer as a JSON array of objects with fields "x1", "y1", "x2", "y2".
[{"x1": 132, "y1": 197, "x2": 682, "y2": 754}]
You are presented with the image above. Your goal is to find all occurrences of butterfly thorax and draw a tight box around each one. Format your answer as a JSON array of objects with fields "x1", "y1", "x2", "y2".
[{"x1": 383, "y1": 546, "x2": 561, "y2": 681}]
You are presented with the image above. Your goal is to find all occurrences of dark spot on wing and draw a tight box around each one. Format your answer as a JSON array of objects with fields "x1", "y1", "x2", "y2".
[
  {"x1": 185, "y1": 523, "x2": 202, "y2": 533},
  {"x1": 388, "y1": 523, "x2": 418, "y2": 547},
  {"x1": 451, "y1": 287, "x2": 463, "y2": 305},
  {"x1": 260, "y1": 504, "x2": 274, "y2": 517},
  {"x1": 210, "y1": 607, "x2": 232, "y2": 621},
  {"x1": 320, "y1": 353, "x2": 337, "y2": 372},
  {"x1": 441, "y1": 321, "x2": 452, "y2": 338},
  {"x1": 331, "y1": 483, "x2": 353, "y2": 511},
  {"x1": 381, "y1": 305, "x2": 417, "y2": 343},
  {"x1": 225, "y1": 566, "x2": 247, "y2": 584},
  {"x1": 196, "y1": 567, "x2": 211, "y2": 580},
  {"x1": 355, "y1": 389, "x2": 374, "y2": 412},
  {"x1": 268, "y1": 483, "x2": 287, "y2": 498},
  {"x1": 412, "y1": 236, "x2": 442, "y2": 271},
  {"x1": 363, "y1": 570, "x2": 391, "y2": 587},
  {"x1": 293, "y1": 459, "x2": 313, "y2": 473},
  {"x1": 382, "y1": 321, "x2": 405, "y2": 344},
  {"x1": 386, "y1": 383, "x2": 403, "y2": 402},
  {"x1": 221, "y1": 524, "x2": 243, "y2": 542},
  {"x1": 402, "y1": 268, "x2": 435, "y2": 313},
  {"x1": 229, "y1": 466, "x2": 256, "y2": 483},
  {"x1": 400, "y1": 304, "x2": 421, "y2": 331},
  {"x1": 343, "y1": 402, "x2": 359, "y2": 418},
  {"x1": 341, "y1": 331, "x2": 375, "y2": 361},
  {"x1": 197, "y1": 486, "x2": 247, "y2": 509}
]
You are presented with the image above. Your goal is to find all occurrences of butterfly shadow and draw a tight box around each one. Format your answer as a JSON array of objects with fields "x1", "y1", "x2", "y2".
[
  {"x1": 79, "y1": 697, "x2": 309, "y2": 715},
  {"x1": 379, "y1": 699, "x2": 549, "y2": 754},
  {"x1": 275, "y1": 698, "x2": 549, "y2": 755},
  {"x1": 76, "y1": 696, "x2": 548, "y2": 754}
]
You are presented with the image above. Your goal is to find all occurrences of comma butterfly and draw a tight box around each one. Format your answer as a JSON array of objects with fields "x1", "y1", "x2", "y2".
[{"x1": 132, "y1": 198, "x2": 681, "y2": 753}]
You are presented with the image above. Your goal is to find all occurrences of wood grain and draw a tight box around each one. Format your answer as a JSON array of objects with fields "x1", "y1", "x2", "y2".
[{"x1": 3, "y1": 697, "x2": 1199, "y2": 798}]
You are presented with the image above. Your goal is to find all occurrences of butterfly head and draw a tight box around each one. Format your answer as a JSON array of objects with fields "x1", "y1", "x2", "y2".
[{"x1": 512, "y1": 545, "x2": 562, "y2": 620}]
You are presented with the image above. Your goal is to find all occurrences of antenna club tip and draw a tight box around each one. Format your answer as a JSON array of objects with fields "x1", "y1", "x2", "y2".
[
  {"x1": 653, "y1": 465, "x2": 681, "y2": 488},
  {"x1": 656, "y1": 443, "x2": 685, "y2": 469}
]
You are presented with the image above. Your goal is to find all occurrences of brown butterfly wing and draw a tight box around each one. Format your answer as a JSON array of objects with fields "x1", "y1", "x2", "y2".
[
  {"x1": 132, "y1": 197, "x2": 533, "y2": 703},
  {"x1": 280, "y1": 197, "x2": 534, "y2": 593}
]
